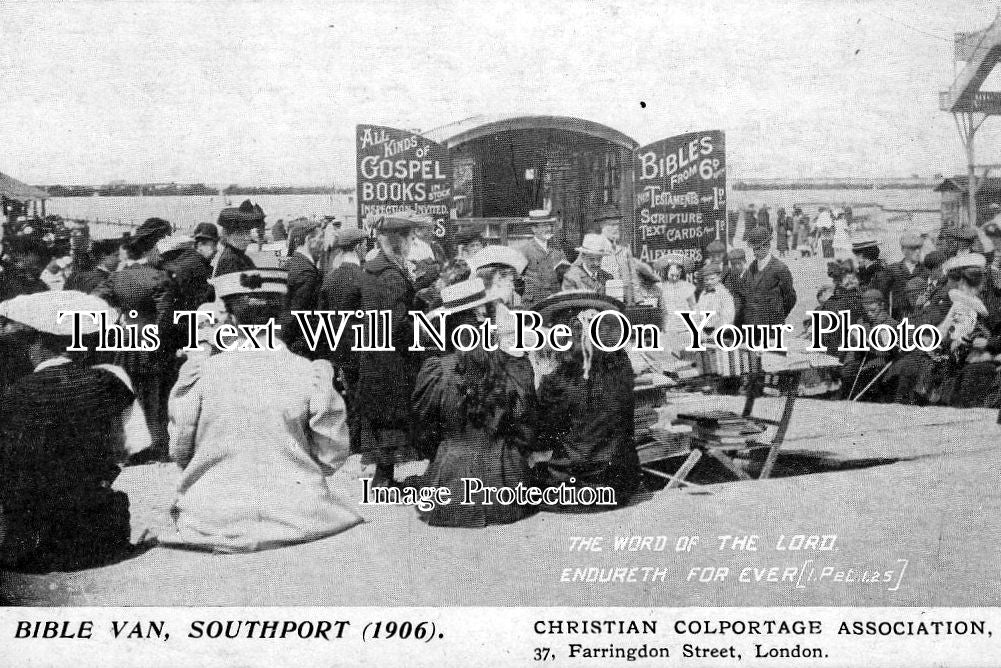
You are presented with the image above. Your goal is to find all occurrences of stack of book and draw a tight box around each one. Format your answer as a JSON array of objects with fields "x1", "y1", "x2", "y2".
[
  {"x1": 674, "y1": 409, "x2": 765, "y2": 446},
  {"x1": 662, "y1": 358, "x2": 700, "y2": 381},
  {"x1": 636, "y1": 423, "x2": 693, "y2": 463}
]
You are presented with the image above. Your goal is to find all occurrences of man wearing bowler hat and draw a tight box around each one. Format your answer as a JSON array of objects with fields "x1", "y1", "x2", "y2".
[
  {"x1": 741, "y1": 226, "x2": 796, "y2": 326},
  {"x1": 214, "y1": 200, "x2": 263, "y2": 277},
  {"x1": 851, "y1": 235, "x2": 892, "y2": 299},
  {"x1": 518, "y1": 209, "x2": 569, "y2": 308}
]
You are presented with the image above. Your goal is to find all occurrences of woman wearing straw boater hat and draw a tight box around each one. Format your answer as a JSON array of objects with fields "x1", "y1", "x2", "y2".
[
  {"x1": 357, "y1": 212, "x2": 431, "y2": 488},
  {"x1": 529, "y1": 290, "x2": 641, "y2": 511},
  {"x1": 214, "y1": 200, "x2": 263, "y2": 277},
  {"x1": 93, "y1": 216, "x2": 175, "y2": 461},
  {"x1": 161, "y1": 269, "x2": 361, "y2": 552},
  {"x1": 410, "y1": 277, "x2": 543, "y2": 527},
  {"x1": 0, "y1": 291, "x2": 150, "y2": 571},
  {"x1": 561, "y1": 233, "x2": 614, "y2": 293}
]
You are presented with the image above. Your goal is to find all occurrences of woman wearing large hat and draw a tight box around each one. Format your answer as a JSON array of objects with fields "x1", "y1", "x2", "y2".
[
  {"x1": 0, "y1": 291, "x2": 147, "y2": 571},
  {"x1": 410, "y1": 277, "x2": 542, "y2": 527},
  {"x1": 161, "y1": 269, "x2": 361, "y2": 552},
  {"x1": 214, "y1": 200, "x2": 264, "y2": 277},
  {"x1": 530, "y1": 291, "x2": 641, "y2": 511}
]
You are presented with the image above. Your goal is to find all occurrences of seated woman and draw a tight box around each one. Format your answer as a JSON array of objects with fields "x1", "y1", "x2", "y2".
[
  {"x1": 531, "y1": 292, "x2": 641, "y2": 511},
  {"x1": 0, "y1": 291, "x2": 147, "y2": 572},
  {"x1": 888, "y1": 254, "x2": 990, "y2": 405},
  {"x1": 160, "y1": 269, "x2": 362, "y2": 552},
  {"x1": 412, "y1": 278, "x2": 540, "y2": 527}
]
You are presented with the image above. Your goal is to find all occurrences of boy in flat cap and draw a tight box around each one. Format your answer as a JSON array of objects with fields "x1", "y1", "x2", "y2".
[
  {"x1": 886, "y1": 232, "x2": 928, "y2": 319},
  {"x1": 284, "y1": 218, "x2": 326, "y2": 359},
  {"x1": 214, "y1": 200, "x2": 262, "y2": 277}
]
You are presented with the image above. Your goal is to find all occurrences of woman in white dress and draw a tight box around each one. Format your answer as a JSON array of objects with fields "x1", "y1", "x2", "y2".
[{"x1": 654, "y1": 253, "x2": 697, "y2": 354}]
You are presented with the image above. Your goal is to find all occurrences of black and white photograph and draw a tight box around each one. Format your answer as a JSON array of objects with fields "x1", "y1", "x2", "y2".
[{"x1": 1, "y1": 1, "x2": 1001, "y2": 665}]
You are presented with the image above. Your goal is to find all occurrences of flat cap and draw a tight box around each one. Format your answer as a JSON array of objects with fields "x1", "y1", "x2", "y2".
[
  {"x1": 705, "y1": 239, "x2": 726, "y2": 254},
  {"x1": 861, "y1": 289, "x2": 885, "y2": 304},
  {"x1": 851, "y1": 235, "x2": 880, "y2": 252},
  {"x1": 192, "y1": 222, "x2": 220, "y2": 242},
  {"x1": 727, "y1": 248, "x2": 746, "y2": 260},
  {"x1": 330, "y1": 227, "x2": 368, "y2": 249}
]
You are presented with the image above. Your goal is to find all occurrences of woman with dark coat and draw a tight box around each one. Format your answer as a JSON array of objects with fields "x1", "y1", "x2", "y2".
[
  {"x1": 0, "y1": 291, "x2": 146, "y2": 572},
  {"x1": 817, "y1": 259, "x2": 864, "y2": 358},
  {"x1": 412, "y1": 278, "x2": 541, "y2": 527},
  {"x1": 92, "y1": 217, "x2": 175, "y2": 460},
  {"x1": 532, "y1": 293, "x2": 641, "y2": 510},
  {"x1": 775, "y1": 208, "x2": 789, "y2": 256},
  {"x1": 356, "y1": 214, "x2": 426, "y2": 487}
]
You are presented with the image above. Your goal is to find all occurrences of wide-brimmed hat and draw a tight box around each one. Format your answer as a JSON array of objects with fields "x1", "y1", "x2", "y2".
[
  {"x1": 942, "y1": 252, "x2": 986, "y2": 273},
  {"x1": 705, "y1": 239, "x2": 726, "y2": 254},
  {"x1": 156, "y1": 234, "x2": 195, "y2": 259},
  {"x1": 427, "y1": 277, "x2": 498, "y2": 319},
  {"x1": 899, "y1": 232, "x2": 923, "y2": 248},
  {"x1": 652, "y1": 252, "x2": 693, "y2": 272},
  {"x1": 192, "y1": 222, "x2": 220, "y2": 243},
  {"x1": 0, "y1": 290, "x2": 116, "y2": 336},
  {"x1": 129, "y1": 217, "x2": 173, "y2": 249},
  {"x1": 468, "y1": 245, "x2": 528, "y2": 274},
  {"x1": 217, "y1": 200, "x2": 266, "y2": 232},
  {"x1": 330, "y1": 227, "x2": 368, "y2": 250},
  {"x1": 91, "y1": 237, "x2": 123, "y2": 256},
  {"x1": 4, "y1": 235, "x2": 53, "y2": 261},
  {"x1": 211, "y1": 269, "x2": 288, "y2": 299},
  {"x1": 287, "y1": 218, "x2": 323, "y2": 238},
  {"x1": 523, "y1": 209, "x2": 557, "y2": 226},
  {"x1": 534, "y1": 290, "x2": 626, "y2": 327},
  {"x1": 576, "y1": 233, "x2": 612, "y2": 256}
]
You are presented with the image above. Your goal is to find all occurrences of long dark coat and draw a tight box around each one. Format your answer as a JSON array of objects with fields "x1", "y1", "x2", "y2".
[
  {"x1": 886, "y1": 260, "x2": 929, "y2": 320},
  {"x1": 356, "y1": 251, "x2": 421, "y2": 432},
  {"x1": 213, "y1": 242, "x2": 255, "y2": 277},
  {"x1": 740, "y1": 257, "x2": 797, "y2": 326},
  {"x1": 284, "y1": 251, "x2": 323, "y2": 359},
  {"x1": 534, "y1": 349, "x2": 640, "y2": 508}
]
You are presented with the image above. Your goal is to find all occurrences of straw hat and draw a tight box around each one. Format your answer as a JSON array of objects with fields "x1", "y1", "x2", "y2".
[
  {"x1": 575, "y1": 233, "x2": 612, "y2": 256},
  {"x1": 426, "y1": 277, "x2": 498, "y2": 319},
  {"x1": 467, "y1": 245, "x2": 529, "y2": 274},
  {"x1": 0, "y1": 291, "x2": 117, "y2": 336},
  {"x1": 211, "y1": 269, "x2": 288, "y2": 299}
]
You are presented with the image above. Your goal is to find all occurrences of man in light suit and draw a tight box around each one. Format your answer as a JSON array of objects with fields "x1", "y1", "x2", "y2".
[
  {"x1": 741, "y1": 226, "x2": 796, "y2": 326},
  {"x1": 518, "y1": 210, "x2": 569, "y2": 308}
]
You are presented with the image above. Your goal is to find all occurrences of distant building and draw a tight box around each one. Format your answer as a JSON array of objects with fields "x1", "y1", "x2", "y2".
[{"x1": 933, "y1": 175, "x2": 1001, "y2": 226}]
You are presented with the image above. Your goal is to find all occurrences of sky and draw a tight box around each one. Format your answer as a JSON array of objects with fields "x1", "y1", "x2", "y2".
[{"x1": 1, "y1": 0, "x2": 1000, "y2": 186}]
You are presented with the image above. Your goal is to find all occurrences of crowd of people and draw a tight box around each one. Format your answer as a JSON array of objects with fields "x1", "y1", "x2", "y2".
[{"x1": 1, "y1": 197, "x2": 998, "y2": 572}]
